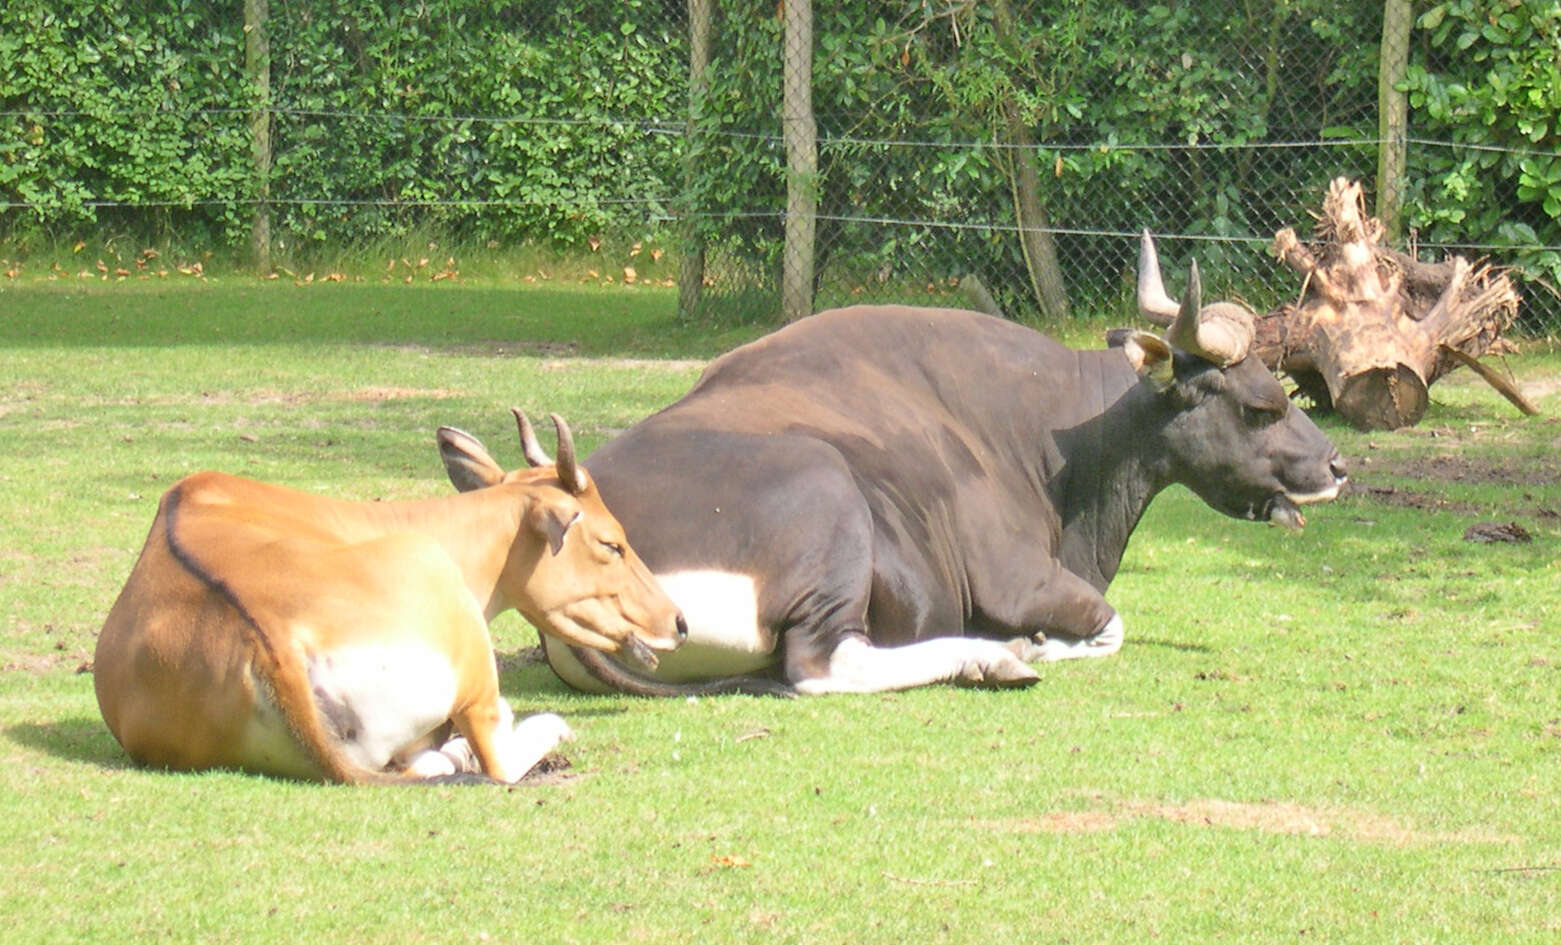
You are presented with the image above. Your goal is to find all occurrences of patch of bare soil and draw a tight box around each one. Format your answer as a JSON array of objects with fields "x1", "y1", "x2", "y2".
[
  {"x1": 336, "y1": 386, "x2": 462, "y2": 402},
  {"x1": 1347, "y1": 433, "x2": 1561, "y2": 521},
  {"x1": 0, "y1": 649, "x2": 92, "y2": 675},
  {"x1": 402, "y1": 340, "x2": 581, "y2": 359},
  {"x1": 516, "y1": 751, "x2": 576, "y2": 787},
  {"x1": 1364, "y1": 451, "x2": 1561, "y2": 488},
  {"x1": 1344, "y1": 481, "x2": 1486, "y2": 514},
  {"x1": 975, "y1": 797, "x2": 1517, "y2": 847},
  {"x1": 538, "y1": 357, "x2": 705, "y2": 373}
]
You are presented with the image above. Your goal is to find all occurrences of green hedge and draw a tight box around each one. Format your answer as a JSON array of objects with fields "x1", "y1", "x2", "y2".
[
  {"x1": 1, "y1": 0, "x2": 1555, "y2": 305},
  {"x1": 0, "y1": 0, "x2": 251, "y2": 242},
  {"x1": 0, "y1": 0, "x2": 684, "y2": 250}
]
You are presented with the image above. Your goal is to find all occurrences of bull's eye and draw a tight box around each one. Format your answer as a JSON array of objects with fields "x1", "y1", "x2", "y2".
[
  {"x1": 1241, "y1": 402, "x2": 1285, "y2": 427},
  {"x1": 602, "y1": 541, "x2": 625, "y2": 558}
]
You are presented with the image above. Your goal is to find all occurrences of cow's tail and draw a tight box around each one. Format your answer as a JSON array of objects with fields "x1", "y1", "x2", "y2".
[
  {"x1": 566, "y1": 644, "x2": 797, "y2": 699},
  {"x1": 163, "y1": 484, "x2": 412, "y2": 786}
]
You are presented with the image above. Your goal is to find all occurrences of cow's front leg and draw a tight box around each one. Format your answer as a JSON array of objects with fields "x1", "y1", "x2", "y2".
[
  {"x1": 406, "y1": 707, "x2": 574, "y2": 782},
  {"x1": 792, "y1": 635, "x2": 1039, "y2": 694}
]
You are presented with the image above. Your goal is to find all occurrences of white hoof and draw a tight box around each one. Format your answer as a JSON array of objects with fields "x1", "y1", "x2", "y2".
[
  {"x1": 496, "y1": 712, "x2": 575, "y2": 781},
  {"x1": 405, "y1": 748, "x2": 459, "y2": 778},
  {"x1": 1035, "y1": 614, "x2": 1125, "y2": 662},
  {"x1": 514, "y1": 712, "x2": 575, "y2": 747}
]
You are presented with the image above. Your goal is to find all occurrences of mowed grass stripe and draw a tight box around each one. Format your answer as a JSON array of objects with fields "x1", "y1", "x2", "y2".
[{"x1": 1, "y1": 282, "x2": 1558, "y2": 943}]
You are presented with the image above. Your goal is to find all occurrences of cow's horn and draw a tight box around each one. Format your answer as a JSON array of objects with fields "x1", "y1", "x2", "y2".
[
  {"x1": 550, "y1": 413, "x2": 588, "y2": 495},
  {"x1": 1136, "y1": 230, "x2": 1181, "y2": 326},
  {"x1": 512, "y1": 408, "x2": 552, "y2": 467}
]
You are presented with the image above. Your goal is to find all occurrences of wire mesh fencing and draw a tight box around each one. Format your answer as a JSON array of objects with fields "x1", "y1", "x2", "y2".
[
  {"x1": 688, "y1": 0, "x2": 1560, "y2": 334},
  {"x1": 2, "y1": 0, "x2": 1557, "y2": 334}
]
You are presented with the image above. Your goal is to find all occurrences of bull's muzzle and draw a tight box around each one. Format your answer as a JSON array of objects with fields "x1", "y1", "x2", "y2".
[{"x1": 1269, "y1": 450, "x2": 1348, "y2": 532}]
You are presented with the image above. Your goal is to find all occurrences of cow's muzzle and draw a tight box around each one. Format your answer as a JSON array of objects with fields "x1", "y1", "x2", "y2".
[{"x1": 620, "y1": 614, "x2": 687, "y2": 671}]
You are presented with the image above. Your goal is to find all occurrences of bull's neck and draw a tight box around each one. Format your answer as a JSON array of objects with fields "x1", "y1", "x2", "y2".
[
  {"x1": 320, "y1": 488, "x2": 526, "y2": 621},
  {"x1": 1045, "y1": 350, "x2": 1171, "y2": 592}
]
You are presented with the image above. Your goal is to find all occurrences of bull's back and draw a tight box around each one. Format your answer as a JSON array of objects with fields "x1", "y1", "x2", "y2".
[
  {"x1": 681, "y1": 305, "x2": 1071, "y2": 424},
  {"x1": 587, "y1": 305, "x2": 1090, "y2": 651}
]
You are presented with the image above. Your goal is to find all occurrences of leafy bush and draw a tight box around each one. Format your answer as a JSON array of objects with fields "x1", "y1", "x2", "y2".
[
  {"x1": 0, "y1": 0, "x2": 684, "y2": 253},
  {"x1": 1403, "y1": 0, "x2": 1561, "y2": 294},
  {"x1": 0, "y1": 0, "x2": 250, "y2": 243}
]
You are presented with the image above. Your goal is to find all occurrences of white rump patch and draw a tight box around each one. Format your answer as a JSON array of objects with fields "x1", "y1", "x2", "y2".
[{"x1": 642, "y1": 570, "x2": 776, "y2": 680}]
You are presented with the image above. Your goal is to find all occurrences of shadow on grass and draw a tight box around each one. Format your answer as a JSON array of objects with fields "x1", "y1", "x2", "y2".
[
  {"x1": 0, "y1": 284, "x2": 764, "y2": 360},
  {"x1": 1131, "y1": 636, "x2": 1213, "y2": 654},
  {"x1": 5, "y1": 716, "x2": 131, "y2": 769}
]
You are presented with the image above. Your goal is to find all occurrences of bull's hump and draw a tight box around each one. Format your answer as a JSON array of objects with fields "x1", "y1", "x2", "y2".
[{"x1": 694, "y1": 305, "x2": 1065, "y2": 396}]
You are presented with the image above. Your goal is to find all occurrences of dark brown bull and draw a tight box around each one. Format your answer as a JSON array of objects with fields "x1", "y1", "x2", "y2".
[{"x1": 485, "y1": 244, "x2": 1345, "y2": 696}]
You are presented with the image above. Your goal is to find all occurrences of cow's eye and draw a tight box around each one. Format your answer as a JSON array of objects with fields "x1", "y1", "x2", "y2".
[{"x1": 602, "y1": 541, "x2": 625, "y2": 558}]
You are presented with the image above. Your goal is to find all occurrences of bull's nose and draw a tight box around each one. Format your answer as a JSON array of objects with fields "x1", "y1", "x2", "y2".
[
  {"x1": 675, "y1": 614, "x2": 689, "y2": 641},
  {"x1": 1329, "y1": 452, "x2": 1348, "y2": 483}
]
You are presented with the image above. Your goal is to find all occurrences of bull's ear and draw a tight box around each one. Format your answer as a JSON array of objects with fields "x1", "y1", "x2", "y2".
[
  {"x1": 1123, "y1": 331, "x2": 1175, "y2": 391},
  {"x1": 438, "y1": 426, "x2": 505, "y2": 492},
  {"x1": 527, "y1": 495, "x2": 582, "y2": 556}
]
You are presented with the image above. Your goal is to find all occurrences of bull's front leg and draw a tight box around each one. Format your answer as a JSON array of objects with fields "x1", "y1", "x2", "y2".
[
  {"x1": 1009, "y1": 612, "x2": 1124, "y2": 662},
  {"x1": 791, "y1": 634, "x2": 1040, "y2": 694},
  {"x1": 1002, "y1": 567, "x2": 1125, "y2": 663}
]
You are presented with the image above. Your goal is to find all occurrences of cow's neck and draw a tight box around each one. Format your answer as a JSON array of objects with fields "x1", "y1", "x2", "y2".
[
  {"x1": 320, "y1": 490, "x2": 526, "y2": 621},
  {"x1": 1047, "y1": 351, "x2": 1171, "y2": 592}
]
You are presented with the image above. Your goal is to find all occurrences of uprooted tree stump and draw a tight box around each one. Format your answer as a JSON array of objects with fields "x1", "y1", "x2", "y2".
[{"x1": 1253, "y1": 177, "x2": 1529, "y2": 430}]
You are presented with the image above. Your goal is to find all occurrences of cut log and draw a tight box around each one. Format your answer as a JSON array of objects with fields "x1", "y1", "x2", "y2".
[{"x1": 1259, "y1": 177, "x2": 1524, "y2": 430}]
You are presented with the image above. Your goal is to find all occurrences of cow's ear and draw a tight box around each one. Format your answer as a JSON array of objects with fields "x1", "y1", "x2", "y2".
[
  {"x1": 527, "y1": 495, "x2": 582, "y2": 556},
  {"x1": 438, "y1": 426, "x2": 505, "y2": 492},
  {"x1": 1123, "y1": 331, "x2": 1175, "y2": 391}
]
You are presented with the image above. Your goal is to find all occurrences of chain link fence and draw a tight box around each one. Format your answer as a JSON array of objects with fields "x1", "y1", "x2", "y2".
[
  {"x1": 3, "y1": 0, "x2": 1557, "y2": 334},
  {"x1": 686, "y1": 0, "x2": 1560, "y2": 334}
]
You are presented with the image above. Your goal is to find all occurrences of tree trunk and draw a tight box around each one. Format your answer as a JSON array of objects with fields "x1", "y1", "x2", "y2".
[
  {"x1": 992, "y1": 0, "x2": 1069, "y2": 322},
  {"x1": 1258, "y1": 178, "x2": 1522, "y2": 430},
  {"x1": 780, "y1": 0, "x2": 817, "y2": 322}
]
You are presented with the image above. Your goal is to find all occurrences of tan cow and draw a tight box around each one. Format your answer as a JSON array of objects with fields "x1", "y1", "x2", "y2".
[{"x1": 93, "y1": 411, "x2": 685, "y2": 784}]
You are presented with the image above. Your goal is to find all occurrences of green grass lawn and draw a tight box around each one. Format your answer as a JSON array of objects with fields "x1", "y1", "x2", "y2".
[{"x1": 2, "y1": 280, "x2": 1558, "y2": 943}]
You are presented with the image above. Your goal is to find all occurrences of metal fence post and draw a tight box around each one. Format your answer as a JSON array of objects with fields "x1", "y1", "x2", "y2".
[
  {"x1": 781, "y1": 0, "x2": 816, "y2": 322},
  {"x1": 1377, "y1": 0, "x2": 1411, "y2": 241},
  {"x1": 244, "y1": 0, "x2": 271, "y2": 275}
]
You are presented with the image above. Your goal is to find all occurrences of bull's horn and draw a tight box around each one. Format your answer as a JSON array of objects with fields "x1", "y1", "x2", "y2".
[
  {"x1": 512, "y1": 408, "x2": 552, "y2": 467},
  {"x1": 1166, "y1": 258, "x2": 1203, "y2": 355},
  {"x1": 1136, "y1": 230, "x2": 1181, "y2": 326},
  {"x1": 1165, "y1": 262, "x2": 1253, "y2": 367},
  {"x1": 550, "y1": 413, "x2": 588, "y2": 495},
  {"x1": 1150, "y1": 243, "x2": 1254, "y2": 367},
  {"x1": 1192, "y1": 302, "x2": 1255, "y2": 367}
]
